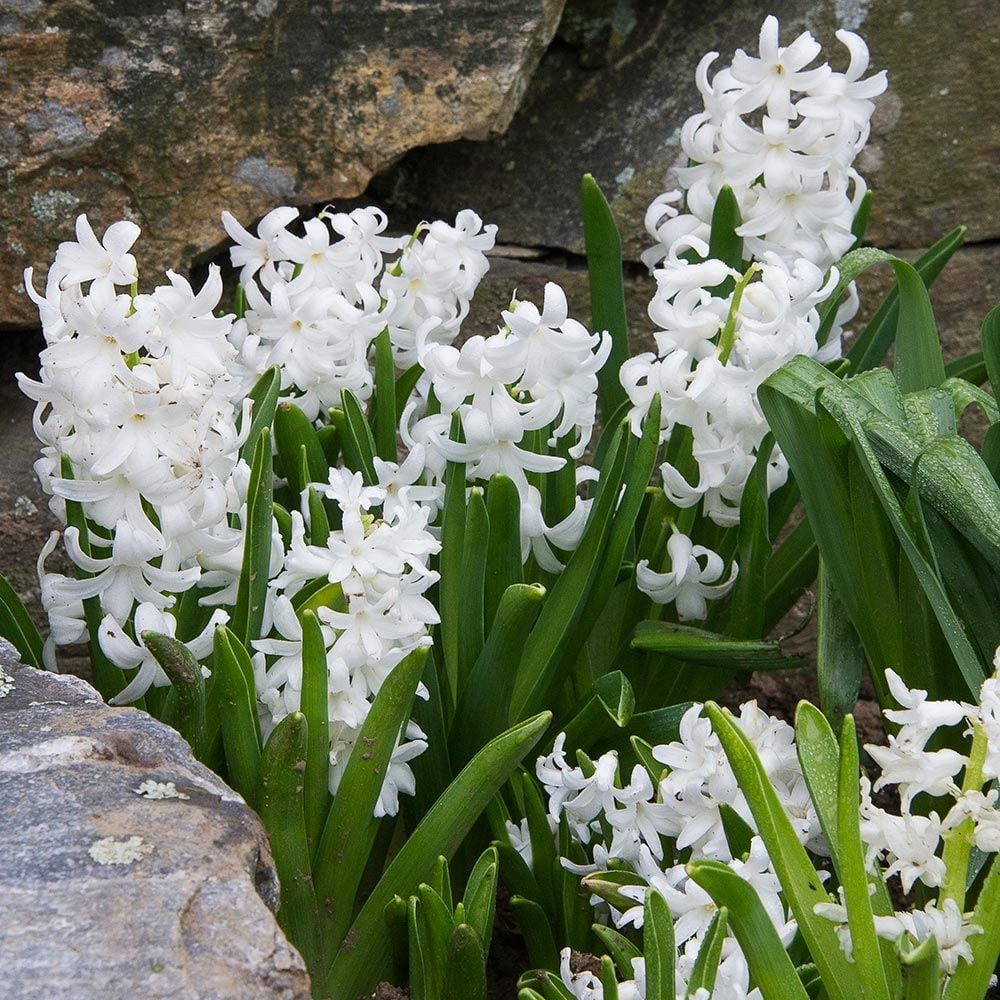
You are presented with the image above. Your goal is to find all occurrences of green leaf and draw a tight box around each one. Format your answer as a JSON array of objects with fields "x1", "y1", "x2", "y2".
[
  {"x1": 232, "y1": 428, "x2": 273, "y2": 646},
  {"x1": 140, "y1": 631, "x2": 206, "y2": 753},
  {"x1": 847, "y1": 226, "x2": 965, "y2": 374},
  {"x1": 414, "y1": 884, "x2": 455, "y2": 1000},
  {"x1": 944, "y1": 350, "x2": 987, "y2": 385},
  {"x1": 816, "y1": 564, "x2": 863, "y2": 727},
  {"x1": 643, "y1": 888, "x2": 674, "y2": 1000},
  {"x1": 981, "y1": 303, "x2": 1000, "y2": 398},
  {"x1": 442, "y1": 924, "x2": 486, "y2": 1000},
  {"x1": 632, "y1": 621, "x2": 805, "y2": 670},
  {"x1": 510, "y1": 896, "x2": 561, "y2": 972},
  {"x1": 458, "y1": 488, "x2": 489, "y2": 692},
  {"x1": 794, "y1": 701, "x2": 843, "y2": 870},
  {"x1": 238, "y1": 365, "x2": 281, "y2": 464},
  {"x1": 462, "y1": 846, "x2": 499, "y2": 946},
  {"x1": 581, "y1": 173, "x2": 629, "y2": 420},
  {"x1": 560, "y1": 671, "x2": 635, "y2": 753},
  {"x1": 817, "y1": 246, "x2": 893, "y2": 347},
  {"x1": 321, "y1": 712, "x2": 552, "y2": 999},
  {"x1": 274, "y1": 401, "x2": 328, "y2": 498},
  {"x1": 764, "y1": 517, "x2": 817, "y2": 632},
  {"x1": 213, "y1": 625, "x2": 262, "y2": 808},
  {"x1": 900, "y1": 934, "x2": 940, "y2": 1000},
  {"x1": 593, "y1": 924, "x2": 642, "y2": 980},
  {"x1": 298, "y1": 609, "x2": 330, "y2": 855},
  {"x1": 339, "y1": 389, "x2": 378, "y2": 484},
  {"x1": 708, "y1": 184, "x2": 744, "y2": 275},
  {"x1": 314, "y1": 646, "x2": 428, "y2": 946},
  {"x1": 687, "y1": 859, "x2": 810, "y2": 1000},
  {"x1": 484, "y1": 475, "x2": 524, "y2": 629},
  {"x1": 729, "y1": 436, "x2": 771, "y2": 637},
  {"x1": 704, "y1": 702, "x2": 863, "y2": 1000},
  {"x1": 372, "y1": 328, "x2": 397, "y2": 460},
  {"x1": 395, "y1": 362, "x2": 424, "y2": 415},
  {"x1": 581, "y1": 868, "x2": 648, "y2": 913},
  {"x1": 258, "y1": 712, "x2": 320, "y2": 966},
  {"x1": 450, "y1": 583, "x2": 545, "y2": 767},
  {"x1": 684, "y1": 908, "x2": 728, "y2": 999},
  {"x1": 837, "y1": 715, "x2": 894, "y2": 1000},
  {"x1": 890, "y1": 258, "x2": 946, "y2": 392},
  {"x1": 0, "y1": 572, "x2": 44, "y2": 669},
  {"x1": 438, "y1": 414, "x2": 467, "y2": 701}
]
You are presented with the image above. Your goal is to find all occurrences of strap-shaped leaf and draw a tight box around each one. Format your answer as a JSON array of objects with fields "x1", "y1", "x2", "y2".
[
  {"x1": 321, "y1": 711, "x2": 551, "y2": 998},
  {"x1": 372, "y1": 328, "x2": 397, "y2": 460},
  {"x1": 837, "y1": 715, "x2": 895, "y2": 1000},
  {"x1": 703, "y1": 702, "x2": 863, "y2": 1000},
  {"x1": 684, "y1": 908, "x2": 728, "y2": 999},
  {"x1": 593, "y1": 924, "x2": 642, "y2": 980},
  {"x1": 232, "y1": 427, "x2": 273, "y2": 646},
  {"x1": 238, "y1": 365, "x2": 281, "y2": 464},
  {"x1": 484, "y1": 475, "x2": 524, "y2": 629},
  {"x1": 846, "y1": 226, "x2": 965, "y2": 374},
  {"x1": 632, "y1": 621, "x2": 805, "y2": 670},
  {"x1": 687, "y1": 859, "x2": 810, "y2": 1000},
  {"x1": 338, "y1": 389, "x2": 378, "y2": 484},
  {"x1": 438, "y1": 414, "x2": 466, "y2": 701},
  {"x1": 816, "y1": 565, "x2": 863, "y2": 727},
  {"x1": 643, "y1": 889, "x2": 674, "y2": 1000},
  {"x1": 298, "y1": 609, "x2": 330, "y2": 854},
  {"x1": 900, "y1": 934, "x2": 940, "y2": 1000},
  {"x1": 141, "y1": 631, "x2": 206, "y2": 753},
  {"x1": 314, "y1": 645, "x2": 428, "y2": 945},
  {"x1": 0, "y1": 573, "x2": 44, "y2": 669},
  {"x1": 462, "y1": 846, "x2": 499, "y2": 946},
  {"x1": 982, "y1": 303, "x2": 1000, "y2": 398},
  {"x1": 259, "y1": 712, "x2": 320, "y2": 967},
  {"x1": 457, "y1": 488, "x2": 489, "y2": 692},
  {"x1": 213, "y1": 625, "x2": 262, "y2": 808},
  {"x1": 442, "y1": 924, "x2": 486, "y2": 1000},
  {"x1": 559, "y1": 671, "x2": 635, "y2": 753},
  {"x1": 729, "y1": 435, "x2": 771, "y2": 638},
  {"x1": 581, "y1": 173, "x2": 629, "y2": 421},
  {"x1": 274, "y1": 401, "x2": 328, "y2": 498},
  {"x1": 511, "y1": 897, "x2": 561, "y2": 973}
]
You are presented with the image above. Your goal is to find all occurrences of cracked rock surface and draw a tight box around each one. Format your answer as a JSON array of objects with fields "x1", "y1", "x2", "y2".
[
  {"x1": 0, "y1": 641, "x2": 310, "y2": 1000},
  {"x1": 0, "y1": 0, "x2": 565, "y2": 325}
]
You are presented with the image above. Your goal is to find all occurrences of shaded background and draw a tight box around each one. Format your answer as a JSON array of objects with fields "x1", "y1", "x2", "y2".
[{"x1": 2, "y1": 0, "x2": 998, "y2": 621}]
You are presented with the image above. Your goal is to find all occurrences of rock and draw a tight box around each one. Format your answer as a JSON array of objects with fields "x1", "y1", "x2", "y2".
[
  {"x1": 0, "y1": 0, "x2": 566, "y2": 326},
  {"x1": 0, "y1": 643, "x2": 310, "y2": 1000},
  {"x1": 373, "y1": 0, "x2": 1000, "y2": 258}
]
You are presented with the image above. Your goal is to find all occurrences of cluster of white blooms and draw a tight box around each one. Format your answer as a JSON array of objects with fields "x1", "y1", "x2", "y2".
[
  {"x1": 19, "y1": 215, "x2": 243, "y2": 697},
  {"x1": 624, "y1": 16, "x2": 886, "y2": 616},
  {"x1": 225, "y1": 205, "x2": 496, "y2": 417},
  {"x1": 814, "y1": 657, "x2": 1000, "y2": 975},
  {"x1": 533, "y1": 701, "x2": 818, "y2": 1000},
  {"x1": 539, "y1": 656, "x2": 1000, "y2": 989},
  {"x1": 555, "y1": 944, "x2": 762, "y2": 1000},
  {"x1": 405, "y1": 281, "x2": 610, "y2": 570},
  {"x1": 253, "y1": 468, "x2": 440, "y2": 815}
]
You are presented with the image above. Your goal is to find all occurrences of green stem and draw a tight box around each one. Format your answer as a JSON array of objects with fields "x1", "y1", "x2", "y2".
[
  {"x1": 940, "y1": 722, "x2": 988, "y2": 911},
  {"x1": 716, "y1": 264, "x2": 759, "y2": 364}
]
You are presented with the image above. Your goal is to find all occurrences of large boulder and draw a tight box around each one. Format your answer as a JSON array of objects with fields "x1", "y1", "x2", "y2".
[
  {"x1": 0, "y1": 644, "x2": 310, "y2": 999},
  {"x1": 0, "y1": 0, "x2": 565, "y2": 325},
  {"x1": 373, "y1": 0, "x2": 1000, "y2": 258}
]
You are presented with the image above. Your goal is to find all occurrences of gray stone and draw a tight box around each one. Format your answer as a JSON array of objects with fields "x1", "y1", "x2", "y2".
[
  {"x1": 0, "y1": 643, "x2": 310, "y2": 1000},
  {"x1": 1, "y1": 0, "x2": 566, "y2": 326},
  {"x1": 373, "y1": 0, "x2": 1000, "y2": 259}
]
